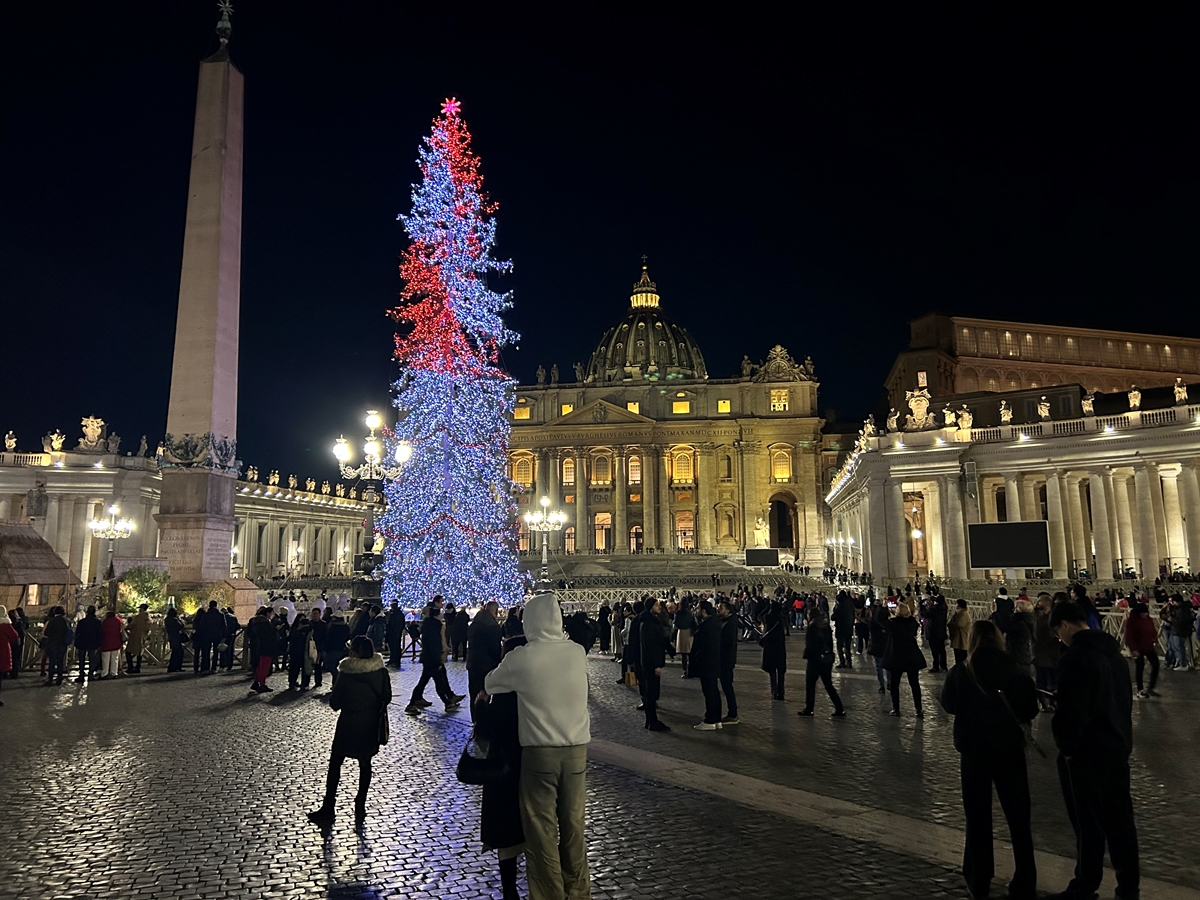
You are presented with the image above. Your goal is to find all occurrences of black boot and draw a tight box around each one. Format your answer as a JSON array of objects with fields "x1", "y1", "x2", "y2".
[
  {"x1": 308, "y1": 760, "x2": 340, "y2": 825},
  {"x1": 499, "y1": 855, "x2": 519, "y2": 900}
]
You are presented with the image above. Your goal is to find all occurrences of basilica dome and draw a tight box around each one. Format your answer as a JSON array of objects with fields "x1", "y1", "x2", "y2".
[{"x1": 584, "y1": 266, "x2": 708, "y2": 383}]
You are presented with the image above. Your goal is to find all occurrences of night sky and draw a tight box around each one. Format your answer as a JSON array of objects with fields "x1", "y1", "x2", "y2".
[{"x1": 3, "y1": 3, "x2": 1197, "y2": 481}]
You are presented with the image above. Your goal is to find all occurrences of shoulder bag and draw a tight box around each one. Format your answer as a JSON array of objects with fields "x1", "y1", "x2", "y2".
[
  {"x1": 455, "y1": 730, "x2": 512, "y2": 785},
  {"x1": 968, "y1": 669, "x2": 1046, "y2": 758}
]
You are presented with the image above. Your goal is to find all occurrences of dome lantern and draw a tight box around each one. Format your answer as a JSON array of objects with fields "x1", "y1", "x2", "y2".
[{"x1": 630, "y1": 265, "x2": 660, "y2": 309}]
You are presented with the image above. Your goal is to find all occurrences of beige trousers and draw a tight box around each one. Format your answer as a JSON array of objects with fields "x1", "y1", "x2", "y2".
[{"x1": 519, "y1": 745, "x2": 590, "y2": 900}]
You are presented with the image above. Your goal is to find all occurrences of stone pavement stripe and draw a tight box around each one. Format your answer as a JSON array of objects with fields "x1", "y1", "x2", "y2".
[{"x1": 589, "y1": 737, "x2": 1200, "y2": 900}]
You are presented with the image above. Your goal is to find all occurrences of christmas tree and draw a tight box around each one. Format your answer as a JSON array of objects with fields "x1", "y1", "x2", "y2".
[{"x1": 379, "y1": 99, "x2": 524, "y2": 608}]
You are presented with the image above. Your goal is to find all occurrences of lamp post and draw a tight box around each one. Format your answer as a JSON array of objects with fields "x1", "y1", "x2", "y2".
[
  {"x1": 523, "y1": 495, "x2": 566, "y2": 590},
  {"x1": 333, "y1": 410, "x2": 409, "y2": 598},
  {"x1": 88, "y1": 504, "x2": 134, "y2": 581}
]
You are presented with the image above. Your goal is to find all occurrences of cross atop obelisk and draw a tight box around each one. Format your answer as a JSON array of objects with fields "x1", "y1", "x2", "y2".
[{"x1": 156, "y1": 2, "x2": 244, "y2": 585}]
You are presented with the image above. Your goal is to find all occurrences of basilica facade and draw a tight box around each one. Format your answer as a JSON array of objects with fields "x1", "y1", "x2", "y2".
[{"x1": 507, "y1": 267, "x2": 826, "y2": 564}]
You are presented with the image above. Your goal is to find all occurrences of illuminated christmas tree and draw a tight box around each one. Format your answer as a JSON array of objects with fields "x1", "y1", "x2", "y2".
[{"x1": 379, "y1": 99, "x2": 523, "y2": 607}]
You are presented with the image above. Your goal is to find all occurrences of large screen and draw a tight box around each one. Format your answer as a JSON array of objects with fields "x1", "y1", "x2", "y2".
[
  {"x1": 745, "y1": 548, "x2": 780, "y2": 567},
  {"x1": 967, "y1": 522, "x2": 1051, "y2": 569}
]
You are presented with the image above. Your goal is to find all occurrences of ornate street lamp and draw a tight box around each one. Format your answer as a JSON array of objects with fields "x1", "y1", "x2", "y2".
[
  {"x1": 332, "y1": 410, "x2": 409, "y2": 596},
  {"x1": 523, "y1": 496, "x2": 567, "y2": 590},
  {"x1": 88, "y1": 504, "x2": 134, "y2": 580}
]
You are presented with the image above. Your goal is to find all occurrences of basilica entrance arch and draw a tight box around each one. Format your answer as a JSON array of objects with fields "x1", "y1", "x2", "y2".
[{"x1": 768, "y1": 492, "x2": 798, "y2": 549}]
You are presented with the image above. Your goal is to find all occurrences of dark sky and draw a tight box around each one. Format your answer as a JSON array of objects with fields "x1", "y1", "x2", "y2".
[{"x1": 3, "y1": 3, "x2": 1197, "y2": 479}]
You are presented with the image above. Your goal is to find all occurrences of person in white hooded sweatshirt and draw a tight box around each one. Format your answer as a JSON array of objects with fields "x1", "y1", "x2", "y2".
[{"x1": 482, "y1": 592, "x2": 591, "y2": 900}]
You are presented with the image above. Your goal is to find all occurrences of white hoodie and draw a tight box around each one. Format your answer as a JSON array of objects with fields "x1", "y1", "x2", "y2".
[{"x1": 484, "y1": 593, "x2": 591, "y2": 748}]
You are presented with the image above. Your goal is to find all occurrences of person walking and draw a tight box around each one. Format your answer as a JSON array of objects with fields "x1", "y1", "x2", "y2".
[
  {"x1": 832, "y1": 591, "x2": 855, "y2": 668},
  {"x1": 164, "y1": 607, "x2": 187, "y2": 672},
  {"x1": 324, "y1": 612, "x2": 351, "y2": 687},
  {"x1": 1046, "y1": 601, "x2": 1139, "y2": 900},
  {"x1": 717, "y1": 598, "x2": 739, "y2": 725},
  {"x1": 1166, "y1": 594, "x2": 1195, "y2": 670},
  {"x1": 307, "y1": 635, "x2": 391, "y2": 834},
  {"x1": 483, "y1": 592, "x2": 591, "y2": 900},
  {"x1": 797, "y1": 607, "x2": 844, "y2": 718},
  {"x1": 759, "y1": 599, "x2": 787, "y2": 701},
  {"x1": 406, "y1": 603, "x2": 462, "y2": 715},
  {"x1": 1124, "y1": 601, "x2": 1160, "y2": 699},
  {"x1": 948, "y1": 598, "x2": 972, "y2": 668},
  {"x1": 691, "y1": 600, "x2": 724, "y2": 730},
  {"x1": 43, "y1": 607, "x2": 69, "y2": 686},
  {"x1": 925, "y1": 591, "x2": 949, "y2": 672},
  {"x1": 885, "y1": 599, "x2": 927, "y2": 717},
  {"x1": 74, "y1": 605, "x2": 103, "y2": 683},
  {"x1": 248, "y1": 607, "x2": 281, "y2": 693},
  {"x1": 99, "y1": 609, "x2": 124, "y2": 679},
  {"x1": 939, "y1": 620, "x2": 1039, "y2": 900},
  {"x1": 467, "y1": 601, "x2": 503, "y2": 724},
  {"x1": 0, "y1": 606, "x2": 18, "y2": 705},
  {"x1": 639, "y1": 597, "x2": 670, "y2": 731},
  {"x1": 125, "y1": 603, "x2": 151, "y2": 675}
]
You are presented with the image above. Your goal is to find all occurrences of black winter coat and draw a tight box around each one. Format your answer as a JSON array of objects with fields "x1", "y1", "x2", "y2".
[
  {"x1": 449, "y1": 610, "x2": 470, "y2": 646},
  {"x1": 1052, "y1": 629, "x2": 1133, "y2": 762},
  {"x1": 924, "y1": 596, "x2": 948, "y2": 642},
  {"x1": 719, "y1": 614, "x2": 738, "y2": 668},
  {"x1": 939, "y1": 645, "x2": 1038, "y2": 760},
  {"x1": 329, "y1": 654, "x2": 391, "y2": 759},
  {"x1": 75, "y1": 614, "x2": 102, "y2": 651},
  {"x1": 624, "y1": 609, "x2": 642, "y2": 667},
  {"x1": 802, "y1": 620, "x2": 835, "y2": 667},
  {"x1": 1006, "y1": 611, "x2": 1035, "y2": 668},
  {"x1": 419, "y1": 615, "x2": 445, "y2": 665},
  {"x1": 249, "y1": 615, "x2": 283, "y2": 657},
  {"x1": 475, "y1": 691, "x2": 524, "y2": 851},
  {"x1": 759, "y1": 607, "x2": 786, "y2": 672},
  {"x1": 868, "y1": 610, "x2": 890, "y2": 658},
  {"x1": 164, "y1": 616, "x2": 187, "y2": 647},
  {"x1": 466, "y1": 609, "x2": 503, "y2": 677},
  {"x1": 198, "y1": 608, "x2": 226, "y2": 641},
  {"x1": 310, "y1": 618, "x2": 328, "y2": 653},
  {"x1": 690, "y1": 615, "x2": 723, "y2": 678},
  {"x1": 884, "y1": 615, "x2": 927, "y2": 673},
  {"x1": 640, "y1": 612, "x2": 669, "y2": 673},
  {"x1": 324, "y1": 621, "x2": 350, "y2": 666}
]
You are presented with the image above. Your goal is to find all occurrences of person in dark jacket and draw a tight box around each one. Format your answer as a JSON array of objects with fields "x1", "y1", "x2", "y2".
[
  {"x1": 759, "y1": 600, "x2": 787, "y2": 700},
  {"x1": 1123, "y1": 602, "x2": 1159, "y2": 698},
  {"x1": 8, "y1": 607, "x2": 27, "y2": 679},
  {"x1": 467, "y1": 602, "x2": 504, "y2": 722},
  {"x1": 324, "y1": 613, "x2": 351, "y2": 687},
  {"x1": 639, "y1": 597, "x2": 671, "y2": 731},
  {"x1": 0, "y1": 606, "x2": 18, "y2": 701},
  {"x1": 248, "y1": 608, "x2": 282, "y2": 693},
  {"x1": 163, "y1": 607, "x2": 188, "y2": 673},
  {"x1": 42, "y1": 607, "x2": 69, "y2": 685},
  {"x1": 1032, "y1": 593, "x2": 1060, "y2": 707},
  {"x1": 196, "y1": 600, "x2": 226, "y2": 675},
  {"x1": 924, "y1": 592, "x2": 949, "y2": 672},
  {"x1": 1047, "y1": 601, "x2": 1139, "y2": 900},
  {"x1": 673, "y1": 600, "x2": 696, "y2": 678},
  {"x1": 691, "y1": 600, "x2": 724, "y2": 730},
  {"x1": 308, "y1": 607, "x2": 329, "y2": 687},
  {"x1": 885, "y1": 600, "x2": 927, "y2": 717},
  {"x1": 73, "y1": 605, "x2": 103, "y2": 682},
  {"x1": 832, "y1": 591, "x2": 855, "y2": 668},
  {"x1": 288, "y1": 614, "x2": 314, "y2": 691},
  {"x1": 868, "y1": 603, "x2": 891, "y2": 693},
  {"x1": 939, "y1": 620, "x2": 1039, "y2": 900},
  {"x1": 798, "y1": 608, "x2": 844, "y2": 717},
  {"x1": 448, "y1": 603, "x2": 470, "y2": 661},
  {"x1": 991, "y1": 589, "x2": 1014, "y2": 635},
  {"x1": 220, "y1": 608, "x2": 240, "y2": 671},
  {"x1": 1007, "y1": 600, "x2": 1036, "y2": 671},
  {"x1": 385, "y1": 601, "x2": 405, "y2": 668},
  {"x1": 596, "y1": 601, "x2": 612, "y2": 655},
  {"x1": 473, "y1": 688, "x2": 525, "y2": 900},
  {"x1": 406, "y1": 605, "x2": 461, "y2": 715},
  {"x1": 717, "y1": 598, "x2": 739, "y2": 724},
  {"x1": 307, "y1": 635, "x2": 391, "y2": 834}
]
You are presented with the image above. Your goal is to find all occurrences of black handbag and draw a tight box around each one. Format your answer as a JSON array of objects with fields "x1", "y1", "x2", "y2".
[
  {"x1": 373, "y1": 680, "x2": 390, "y2": 746},
  {"x1": 455, "y1": 733, "x2": 512, "y2": 786}
]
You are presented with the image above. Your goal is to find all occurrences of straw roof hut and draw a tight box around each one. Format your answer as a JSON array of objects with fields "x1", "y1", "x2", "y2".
[{"x1": 0, "y1": 521, "x2": 80, "y2": 609}]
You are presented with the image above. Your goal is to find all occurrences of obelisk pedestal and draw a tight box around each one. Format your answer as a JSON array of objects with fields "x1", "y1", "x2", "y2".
[{"x1": 155, "y1": 38, "x2": 243, "y2": 588}]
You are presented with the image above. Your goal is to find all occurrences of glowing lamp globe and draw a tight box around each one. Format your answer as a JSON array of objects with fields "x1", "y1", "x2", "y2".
[
  {"x1": 333, "y1": 436, "x2": 351, "y2": 462},
  {"x1": 364, "y1": 438, "x2": 381, "y2": 460},
  {"x1": 365, "y1": 410, "x2": 383, "y2": 431},
  {"x1": 394, "y1": 441, "x2": 413, "y2": 464}
]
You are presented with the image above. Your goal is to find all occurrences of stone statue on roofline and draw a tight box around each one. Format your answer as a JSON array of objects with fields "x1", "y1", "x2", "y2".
[
  {"x1": 1127, "y1": 385, "x2": 1141, "y2": 410},
  {"x1": 942, "y1": 406, "x2": 957, "y2": 427},
  {"x1": 1174, "y1": 377, "x2": 1188, "y2": 404},
  {"x1": 535, "y1": 365, "x2": 546, "y2": 386},
  {"x1": 886, "y1": 408, "x2": 899, "y2": 432},
  {"x1": 3, "y1": 431, "x2": 14, "y2": 452},
  {"x1": 957, "y1": 406, "x2": 974, "y2": 432},
  {"x1": 1037, "y1": 396, "x2": 1051, "y2": 420},
  {"x1": 1081, "y1": 390, "x2": 1096, "y2": 416},
  {"x1": 999, "y1": 400, "x2": 1013, "y2": 424},
  {"x1": 904, "y1": 388, "x2": 935, "y2": 430}
]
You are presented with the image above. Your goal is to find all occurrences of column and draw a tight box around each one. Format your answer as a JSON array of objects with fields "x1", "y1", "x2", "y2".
[
  {"x1": 940, "y1": 475, "x2": 968, "y2": 579},
  {"x1": 696, "y1": 443, "x2": 716, "y2": 551},
  {"x1": 67, "y1": 496, "x2": 90, "y2": 583},
  {"x1": 1111, "y1": 472, "x2": 1136, "y2": 574},
  {"x1": 535, "y1": 449, "x2": 549, "y2": 500},
  {"x1": 573, "y1": 448, "x2": 588, "y2": 552},
  {"x1": 1003, "y1": 473, "x2": 1022, "y2": 522},
  {"x1": 642, "y1": 447, "x2": 657, "y2": 552},
  {"x1": 1021, "y1": 477, "x2": 1040, "y2": 521},
  {"x1": 1148, "y1": 464, "x2": 1169, "y2": 574},
  {"x1": 1178, "y1": 463, "x2": 1200, "y2": 572},
  {"x1": 1044, "y1": 472, "x2": 1070, "y2": 579},
  {"x1": 39, "y1": 493, "x2": 61, "y2": 549},
  {"x1": 886, "y1": 478, "x2": 909, "y2": 580},
  {"x1": 242, "y1": 516, "x2": 256, "y2": 577},
  {"x1": 547, "y1": 449, "x2": 562, "y2": 550},
  {"x1": 1133, "y1": 465, "x2": 1160, "y2": 579},
  {"x1": 981, "y1": 479, "x2": 998, "y2": 523},
  {"x1": 1065, "y1": 476, "x2": 1089, "y2": 574},
  {"x1": 0, "y1": 497, "x2": 9, "y2": 520},
  {"x1": 79, "y1": 499, "x2": 99, "y2": 584},
  {"x1": 1088, "y1": 472, "x2": 1114, "y2": 580},
  {"x1": 613, "y1": 446, "x2": 627, "y2": 554},
  {"x1": 738, "y1": 441, "x2": 762, "y2": 548},
  {"x1": 658, "y1": 448, "x2": 673, "y2": 550},
  {"x1": 925, "y1": 483, "x2": 946, "y2": 578},
  {"x1": 1160, "y1": 469, "x2": 1186, "y2": 570},
  {"x1": 1101, "y1": 471, "x2": 1123, "y2": 569},
  {"x1": 863, "y1": 484, "x2": 888, "y2": 581}
]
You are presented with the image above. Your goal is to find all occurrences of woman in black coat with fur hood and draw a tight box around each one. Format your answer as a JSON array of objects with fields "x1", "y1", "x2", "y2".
[{"x1": 307, "y1": 635, "x2": 391, "y2": 833}]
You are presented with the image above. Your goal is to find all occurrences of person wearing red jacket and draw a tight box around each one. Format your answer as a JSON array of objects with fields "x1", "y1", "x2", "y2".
[
  {"x1": 99, "y1": 610, "x2": 124, "y2": 680},
  {"x1": 1123, "y1": 601, "x2": 1159, "y2": 699},
  {"x1": 0, "y1": 605, "x2": 19, "y2": 705}
]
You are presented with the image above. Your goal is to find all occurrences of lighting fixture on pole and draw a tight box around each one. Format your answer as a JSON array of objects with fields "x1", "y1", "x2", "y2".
[
  {"x1": 523, "y1": 495, "x2": 567, "y2": 590},
  {"x1": 88, "y1": 504, "x2": 134, "y2": 580}
]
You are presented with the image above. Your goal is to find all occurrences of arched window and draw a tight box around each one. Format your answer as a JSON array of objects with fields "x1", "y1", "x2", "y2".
[
  {"x1": 672, "y1": 450, "x2": 693, "y2": 484},
  {"x1": 772, "y1": 450, "x2": 791, "y2": 482},
  {"x1": 562, "y1": 457, "x2": 575, "y2": 486},
  {"x1": 564, "y1": 526, "x2": 576, "y2": 553},
  {"x1": 513, "y1": 457, "x2": 533, "y2": 486},
  {"x1": 629, "y1": 525, "x2": 644, "y2": 553},
  {"x1": 593, "y1": 456, "x2": 611, "y2": 484},
  {"x1": 674, "y1": 511, "x2": 695, "y2": 549},
  {"x1": 627, "y1": 455, "x2": 642, "y2": 484},
  {"x1": 721, "y1": 513, "x2": 734, "y2": 538}
]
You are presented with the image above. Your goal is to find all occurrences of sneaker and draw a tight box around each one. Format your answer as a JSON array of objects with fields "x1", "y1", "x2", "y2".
[
  {"x1": 445, "y1": 700, "x2": 461, "y2": 711},
  {"x1": 831, "y1": 710, "x2": 846, "y2": 718},
  {"x1": 797, "y1": 709, "x2": 815, "y2": 717},
  {"x1": 721, "y1": 715, "x2": 739, "y2": 725},
  {"x1": 693, "y1": 722, "x2": 719, "y2": 731},
  {"x1": 888, "y1": 709, "x2": 901, "y2": 717},
  {"x1": 648, "y1": 722, "x2": 671, "y2": 732},
  {"x1": 415, "y1": 698, "x2": 433, "y2": 708},
  {"x1": 450, "y1": 693, "x2": 466, "y2": 703},
  {"x1": 635, "y1": 703, "x2": 645, "y2": 710},
  {"x1": 405, "y1": 704, "x2": 421, "y2": 716},
  {"x1": 1135, "y1": 690, "x2": 1149, "y2": 700}
]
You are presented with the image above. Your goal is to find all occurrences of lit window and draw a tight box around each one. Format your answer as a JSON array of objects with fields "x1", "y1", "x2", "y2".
[
  {"x1": 772, "y1": 450, "x2": 791, "y2": 482},
  {"x1": 673, "y1": 451, "x2": 693, "y2": 483},
  {"x1": 917, "y1": 370, "x2": 928, "y2": 386},
  {"x1": 513, "y1": 407, "x2": 530, "y2": 420},
  {"x1": 560, "y1": 404, "x2": 574, "y2": 416},
  {"x1": 628, "y1": 456, "x2": 642, "y2": 484},
  {"x1": 593, "y1": 456, "x2": 611, "y2": 484},
  {"x1": 717, "y1": 399, "x2": 731, "y2": 413},
  {"x1": 770, "y1": 389, "x2": 789, "y2": 412},
  {"x1": 562, "y1": 458, "x2": 575, "y2": 486},
  {"x1": 626, "y1": 401, "x2": 640, "y2": 414},
  {"x1": 513, "y1": 458, "x2": 533, "y2": 486},
  {"x1": 672, "y1": 401, "x2": 690, "y2": 414}
]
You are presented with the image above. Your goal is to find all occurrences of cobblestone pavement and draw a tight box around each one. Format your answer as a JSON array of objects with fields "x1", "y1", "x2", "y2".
[{"x1": 0, "y1": 640, "x2": 1195, "y2": 900}]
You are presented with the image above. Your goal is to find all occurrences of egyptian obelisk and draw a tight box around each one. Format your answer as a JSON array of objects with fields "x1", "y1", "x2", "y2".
[{"x1": 156, "y1": 3, "x2": 243, "y2": 586}]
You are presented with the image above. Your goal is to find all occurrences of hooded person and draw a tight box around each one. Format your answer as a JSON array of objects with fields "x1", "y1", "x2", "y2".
[{"x1": 483, "y1": 592, "x2": 591, "y2": 900}]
